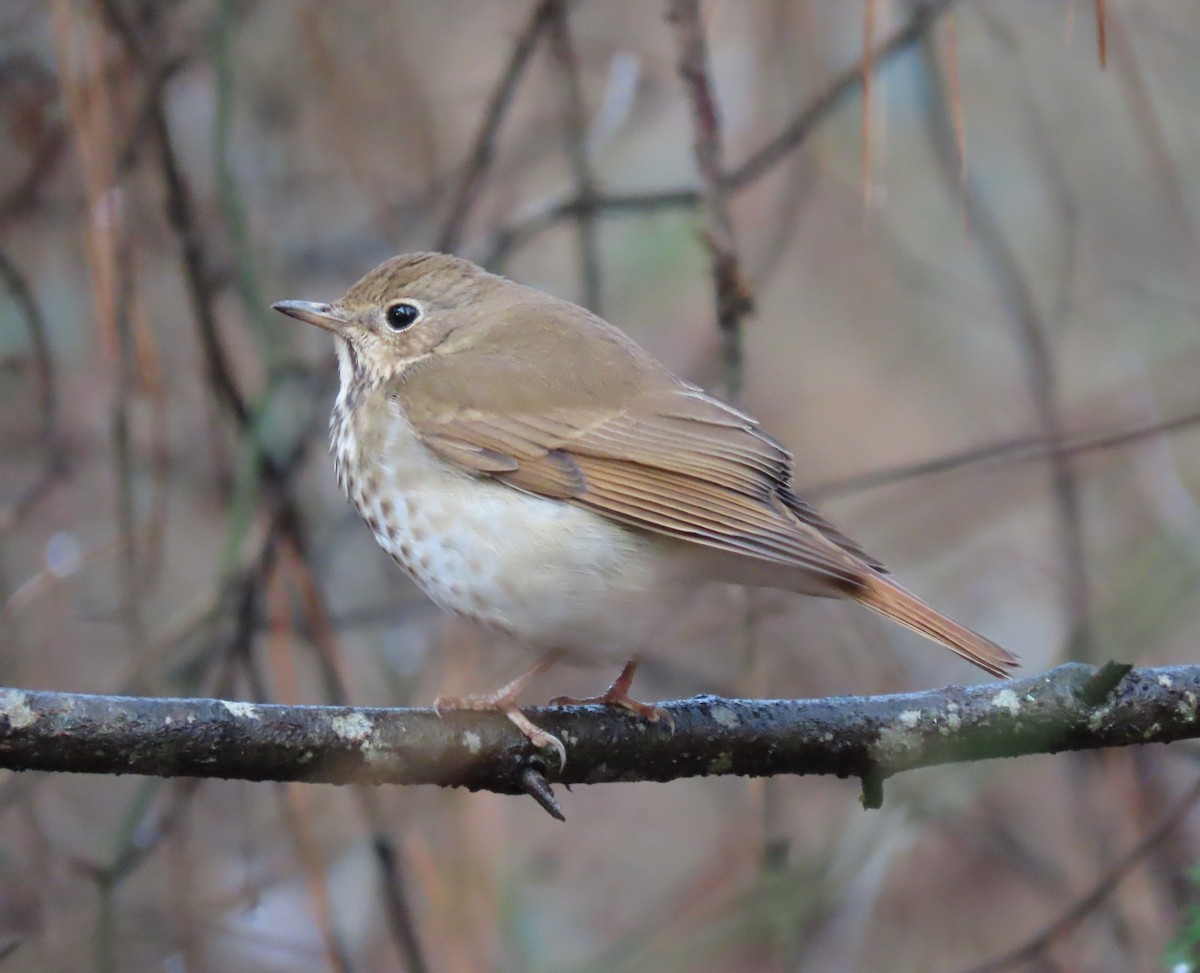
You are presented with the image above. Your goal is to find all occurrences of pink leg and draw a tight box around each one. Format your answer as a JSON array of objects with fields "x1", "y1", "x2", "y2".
[
  {"x1": 435, "y1": 649, "x2": 567, "y2": 766},
  {"x1": 549, "y1": 659, "x2": 674, "y2": 731}
]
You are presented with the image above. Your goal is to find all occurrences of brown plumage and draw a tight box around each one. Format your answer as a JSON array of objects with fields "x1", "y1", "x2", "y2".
[{"x1": 274, "y1": 252, "x2": 1017, "y2": 753}]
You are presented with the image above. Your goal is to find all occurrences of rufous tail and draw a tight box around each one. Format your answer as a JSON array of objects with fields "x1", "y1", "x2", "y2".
[{"x1": 854, "y1": 574, "x2": 1018, "y2": 678}]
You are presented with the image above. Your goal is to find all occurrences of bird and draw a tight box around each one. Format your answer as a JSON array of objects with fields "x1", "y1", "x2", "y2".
[{"x1": 273, "y1": 252, "x2": 1017, "y2": 762}]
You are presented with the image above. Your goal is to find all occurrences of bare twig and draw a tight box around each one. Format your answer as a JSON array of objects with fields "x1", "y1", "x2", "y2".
[
  {"x1": 669, "y1": 0, "x2": 752, "y2": 399},
  {"x1": 726, "y1": 0, "x2": 963, "y2": 191},
  {"x1": 436, "y1": 0, "x2": 556, "y2": 252},
  {"x1": 1094, "y1": 0, "x2": 1108, "y2": 69},
  {"x1": 111, "y1": 246, "x2": 147, "y2": 647},
  {"x1": 86, "y1": 780, "x2": 202, "y2": 885},
  {"x1": 0, "y1": 55, "x2": 68, "y2": 225},
  {"x1": 921, "y1": 27, "x2": 1091, "y2": 654},
  {"x1": 88, "y1": 777, "x2": 204, "y2": 973},
  {"x1": 0, "y1": 248, "x2": 65, "y2": 534},
  {"x1": 106, "y1": 14, "x2": 324, "y2": 504},
  {"x1": 99, "y1": 0, "x2": 249, "y2": 431},
  {"x1": 364, "y1": 797, "x2": 432, "y2": 973},
  {"x1": 520, "y1": 767, "x2": 566, "y2": 821},
  {"x1": 805, "y1": 407, "x2": 1200, "y2": 500},
  {"x1": 963, "y1": 774, "x2": 1200, "y2": 973},
  {"x1": 368, "y1": 826, "x2": 431, "y2": 973},
  {"x1": 279, "y1": 783, "x2": 355, "y2": 973},
  {"x1": 212, "y1": 0, "x2": 278, "y2": 361},
  {"x1": 1106, "y1": 11, "x2": 1198, "y2": 259},
  {"x1": 481, "y1": 0, "x2": 963, "y2": 272},
  {"x1": 481, "y1": 187, "x2": 701, "y2": 268},
  {"x1": 1, "y1": 663, "x2": 1197, "y2": 801},
  {"x1": 149, "y1": 96, "x2": 252, "y2": 428},
  {"x1": 547, "y1": 0, "x2": 603, "y2": 312},
  {"x1": 95, "y1": 12, "x2": 430, "y2": 967},
  {"x1": 861, "y1": 0, "x2": 878, "y2": 207},
  {"x1": 279, "y1": 541, "x2": 432, "y2": 973},
  {"x1": 0, "y1": 249, "x2": 56, "y2": 443}
]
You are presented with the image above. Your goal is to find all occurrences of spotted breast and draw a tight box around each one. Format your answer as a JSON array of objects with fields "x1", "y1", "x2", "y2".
[{"x1": 329, "y1": 355, "x2": 702, "y2": 657}]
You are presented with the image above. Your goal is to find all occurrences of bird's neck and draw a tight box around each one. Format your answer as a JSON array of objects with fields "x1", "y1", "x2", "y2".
[
  {"x1": 333, "y1": 336, "x2": 369, "y2": 415},
  {"x1": 331, "y1": 337, "x2": 375, "y2": 495}
]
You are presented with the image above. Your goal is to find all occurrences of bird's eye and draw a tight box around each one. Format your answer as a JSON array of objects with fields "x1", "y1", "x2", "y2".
[{"x1": 385, "y1": 302, "x2": 421, "y2": 331}]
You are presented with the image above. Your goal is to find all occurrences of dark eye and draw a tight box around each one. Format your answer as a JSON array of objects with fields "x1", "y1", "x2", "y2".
[{"x1": 385, "y1": 302, "x2": 420, "y2": 331}]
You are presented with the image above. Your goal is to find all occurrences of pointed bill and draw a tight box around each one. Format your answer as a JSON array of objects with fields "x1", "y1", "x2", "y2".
[{"x1": 271, "y1": 300, "x2": 349, "y2": 335}]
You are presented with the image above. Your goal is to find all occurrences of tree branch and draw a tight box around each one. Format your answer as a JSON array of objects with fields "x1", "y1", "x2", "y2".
[
  {"x1": 436, "y1": 0, "x2": 556, "y2": 253},
  {"x1": 725, "y1": 0, "x2": 963, "y2": 191},
  {"x1": 479, "y1": 187, "x2": 702, "y2": 269},
  {"x1": 964, "y1": 773, "x2": 1200, "y2": 973},
  {"x1": 669, "y1": 0, "x2": 752, "y2": 399},
  {"x1": 547, "y1": 0, "x2": 604, "y2": 313},
  {"x1": 477, "y1": 0, "x2": 964, "y2": 270},
  {"x1": 920, "y1": 25, "x2": 1091, "y2": 656},
  {"x1": 1, "y1": 663, "x2": 1196, "y2": 815}
]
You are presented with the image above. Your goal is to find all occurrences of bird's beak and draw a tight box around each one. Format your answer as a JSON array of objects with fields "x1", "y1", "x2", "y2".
[{"x1": 271, "y1": 300, "x2": 349, "y2": 335}]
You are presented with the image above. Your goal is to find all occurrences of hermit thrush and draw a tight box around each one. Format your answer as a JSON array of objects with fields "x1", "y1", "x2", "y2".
[{"x1": 273, "y1": 252, "x2": 1017, "y2": 760}]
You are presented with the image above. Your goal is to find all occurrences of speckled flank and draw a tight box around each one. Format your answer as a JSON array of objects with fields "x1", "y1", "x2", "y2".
[{"x1": 330, "y1": 386, "x2": 703, "y2": 656}]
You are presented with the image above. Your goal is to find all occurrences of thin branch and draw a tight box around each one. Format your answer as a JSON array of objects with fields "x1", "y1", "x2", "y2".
[
  {"x1": 0, "y1": 247, "x2": 66, "y2": 534},
  {"x1": 212, "y1": 0, "x2": 278, "y2": 362},
  {"x1": 921, "y1": 28, "x2": 1091, "y2": 653},
  {"x1": 96, "y1": 12, "x2": 429, "y2": 965},
  {"x1": 725, "y1": 0, "x2": 963, "y2": 191},
  {"x1": 669, "y1": 0, "x2": 752, "y2": 399},
  {"x1": 480, "y1": 187, "x2": 701, "y2": 269},
  {"x1": 0, "y1": 663, "x2": 1197, "y2": 806},
  {"x1": 964, "y1": 774, "x2": 1200, "y2": 973},
  {"x1": 105, "y1": 13, "x2": 321, "y2": 503},
  {"x1": 366, "y1": 802, "x2": 432, "y2": 973},
  {"x1": 480, "y1": 0, "x2": 963, "y2": 270},
  {"x1": 92, "y1": 779, "x2": 201, "y2": 885},
  {"x1": 0, "y1": 250, "x2": 56, "y2": 445},
  {"x1": 861, "y1": 0, "x2": 878, "y2": 207},
  {"x1": 279, "y1": 783, "x2": 355, "y2": 973},
  {"x1": 0, "y1": 57, "x2": 68, "y2": 225},
  {"x1": 804, "y1": 407, "x2": 1200, "y2": 500},
  {"x1": 1094, "y1": 0, "x2": 1108, "y2": 69},
  {"x1": 547, "y1": 0, "x2": 603, "y2": 312},
  {"x1": 278, "y1": 541, "x2": 431, "y2": 973},
  {"x1": 111, "y1": 246, "x2": 147, "y2": 648},
  {"x1": 436, "y1": 0, "x2": 556, "y2": 253},
  {"x1": 148, "y1": 96, "x2": 251, "y2": 427}
]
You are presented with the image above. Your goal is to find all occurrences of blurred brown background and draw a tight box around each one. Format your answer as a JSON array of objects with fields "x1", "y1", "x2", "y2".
[{"x1": 2, "y1": 0, "x2": 1200, "y2": 970}]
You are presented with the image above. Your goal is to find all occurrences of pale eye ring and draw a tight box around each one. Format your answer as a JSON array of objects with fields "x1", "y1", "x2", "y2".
[{"x1": 385, "y1": 301, "x2": 421, "y2": 331}]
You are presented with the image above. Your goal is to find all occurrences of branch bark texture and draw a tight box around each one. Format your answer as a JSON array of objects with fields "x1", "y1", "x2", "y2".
[{"x1": 0, "y1": 663, "x2": 1194, "y2": 803}]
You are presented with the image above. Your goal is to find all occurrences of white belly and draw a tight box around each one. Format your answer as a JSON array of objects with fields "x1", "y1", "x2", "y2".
[{"x1": 334, "y1": 399, "x2": 698, "y2": 656}]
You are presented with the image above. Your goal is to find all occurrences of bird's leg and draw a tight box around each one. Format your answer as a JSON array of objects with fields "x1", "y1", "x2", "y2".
[
  {"x1": 550, "y1": 658, "x2": 674, "y2": 731},
  {"x1": 435, "y1": 648, "x2": 567, "y2": 767}
]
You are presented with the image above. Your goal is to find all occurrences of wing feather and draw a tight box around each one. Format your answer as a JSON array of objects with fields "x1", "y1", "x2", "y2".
[
  {"x1": 571, "y1": 456, "x2": 863, "y2": 581},
  {"x1": 393, "y1": 312, "x2": 880, "y2": 582}
]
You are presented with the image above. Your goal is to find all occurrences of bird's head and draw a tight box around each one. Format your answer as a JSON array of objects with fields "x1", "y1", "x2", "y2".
[{"x1": 272, "y1": 251, "x2": 499, "y2": 389}]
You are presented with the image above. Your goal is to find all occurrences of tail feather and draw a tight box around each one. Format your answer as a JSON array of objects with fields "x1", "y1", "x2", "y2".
[{"x1": 855, "y1": 574, "x2": 1018, "y2": 678}]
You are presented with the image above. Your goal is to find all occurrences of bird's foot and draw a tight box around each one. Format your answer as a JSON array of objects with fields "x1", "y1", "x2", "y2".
[
  {"x1": 434, "y1": 649, "x2": 567, "y2": 768},
  {"x1": 550, "y1": 689, "x2": 674, "y2": 731},
  {"x1": 549, "y1": 659, "x2": 675, "y2": 733}
]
